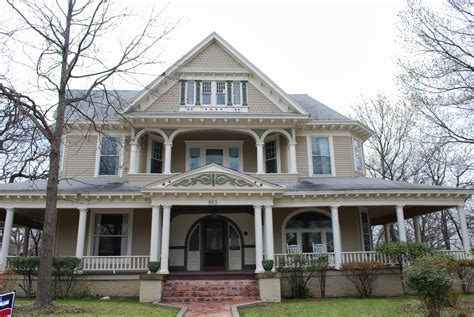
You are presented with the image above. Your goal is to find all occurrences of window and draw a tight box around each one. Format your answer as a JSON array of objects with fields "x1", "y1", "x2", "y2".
[
  {"x1": 216, "y1": 81, "x2": 226, "y2": 105},
  {"x1": 360, "y1": 211, "x2": 372, "y2": 251},
  {"x1": 353, "y1": 139, "x2": 364, "y2": 173},
  {"x1": 188, "y1": 225, "x2": 200, "y2": 251},
  {"x1": 149, "y1": 140, "x2": 163, "y2": 173},
  {"x1": 189, "y1": 148, "x2": 201, "y2": 170},
  {"x1": 202, "y1": 81, "x2": 212, "y2": 105},
  {"x1": 285, "y1": 212, "x2": 333, "y2": 253},
  {"x1": 232, "y1": 82, "x2": 241, "y2": 105},
  {"x1": 311, "y1": 137, "x2": 332, "y2": 175},
  {"x1": 186, "y1": 81, "x2": 195, "y2": 105},
  {"x1": 98, "y1": 136, "x2": 122, "y2": 176},
  {"x1": 228, "y1": 148, "x2": 240, "y2": 171},
  {"x1": 229, "y1": 224, "x2": 240, "y2": 251},
  {"x1": 206, "y1": 149, "x2": 224, "y2": 165},
  {"x1": 185, "y1": 141, "x2": 243, "y2": 171},
  {"x1": 93, "y1": 214, "x2": 128, "y2": 256},
  {"x1": 265, "y1": 140, "x2": 278, "y2": 173}
]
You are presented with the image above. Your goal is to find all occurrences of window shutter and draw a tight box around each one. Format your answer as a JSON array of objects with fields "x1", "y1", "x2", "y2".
[
  {"x1": 241, "y1": 81, "x2": 248, "y2": 106},
  {"x1": 226, "y1": 81, "x2": 232, "y2": 106},
  {"x1": 195, "y1": 80, "x2": 201, "y2": 105},
  {"x1": 180, "y1": 80, "x2": 186, "y2": 105}
]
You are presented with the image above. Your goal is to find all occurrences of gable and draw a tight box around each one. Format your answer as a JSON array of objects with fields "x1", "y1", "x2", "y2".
[{"x1": 183, "y1": 42, "x2": 245, "y2": 70}]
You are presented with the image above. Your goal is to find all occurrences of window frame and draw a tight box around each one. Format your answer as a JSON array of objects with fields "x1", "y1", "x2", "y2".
[
  {"x1": 185, "y1": 81, "x2": 196, "y2": 106},
  {"x1": 95, "y1": 134, "x2": 124, "y2": 177},
  {"x1": 307, "y1": 135, "x2": 336, "y2": 177},
  {"x1": 184, "y1": 140, "x2": 244, "y2": 171},
  {"x1": 359, "y1": 208, "x2": 372, "y2": 251},
  {"x1": 264, "y1": 135, "x2": 281, "y2": 174},
  {"x1": 86, "y1": 209, "x2": 134, "y2": 256},
  {"x1": 146, "y1": 134, "x2": 165, "y2": 173},
  {"x1": 352, "y1": 137, "x2": 365, "y2": 174}
]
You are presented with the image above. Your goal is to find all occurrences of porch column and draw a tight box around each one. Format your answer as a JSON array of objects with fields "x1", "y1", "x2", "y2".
[
  {"x1": 457, "y1": 204, "x2": 471, "y2": 253},
  {"x1": 413, "y1": 216, "x2": 422, "y2": 243},
  {"x1": 254, "y1": 205, "x2": 264, "y2": 273},
  {"x1": 288, "y1": 142, "x2": 298, "y2": 174},
  {"x1": 23, "y1": 227, "x2": 30, "y2": 256},
  {"x1": 163, "y1": 142, "x2": 173, "y2": 174},
  {"x1": 264, "y1": 205, "x2": 275, "y2": 262},
  {"x1": 0, "y1": 208, "x2": 15, "y2": 271},
  {"x1": 384, "y1": 224, "x2": 391, "y2": 243},
  {"x1": 256, "y1": 142, "x2": 264, "y2": 174},
  {"x1": 129, "y1": 140, "x2": 139, "y2": 174},
  {"x1": 159, "y1": 205, "x2": 171, "y2": 274},
  {"x1": 396, "y1": 205, "x2": 407, "y2": 242},
  {"x1": 75, "y1": 208, "x2": 88, "y2": 258},
  {"x1": 330, "y1": 206, "x2": 342, "y2": 269},
  {"x1": 149, "y1": 205, "x2": 162, "y2": 262}
]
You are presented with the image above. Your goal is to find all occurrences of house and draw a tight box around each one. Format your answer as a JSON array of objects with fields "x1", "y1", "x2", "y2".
[{"x1": 0, "y1": 33, "x2": 471, "y2": 301}]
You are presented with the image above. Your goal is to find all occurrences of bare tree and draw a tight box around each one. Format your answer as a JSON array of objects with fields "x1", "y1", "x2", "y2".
[
  {"x1": 397, "y1": 0, "x2": 473, "y2": 144},
  {"x1": 0, "y1": 0, "x2": 175, "y2": 307}
]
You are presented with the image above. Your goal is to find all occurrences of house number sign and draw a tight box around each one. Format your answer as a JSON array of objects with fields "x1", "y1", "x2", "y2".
[{"x1": 208, "y1": 199, "x2": 218, "y2": 206}]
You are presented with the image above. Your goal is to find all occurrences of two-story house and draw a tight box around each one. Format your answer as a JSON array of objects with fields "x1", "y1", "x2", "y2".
[{"x1": 0, "y1": 33, "x2": 471, "y2": 301}]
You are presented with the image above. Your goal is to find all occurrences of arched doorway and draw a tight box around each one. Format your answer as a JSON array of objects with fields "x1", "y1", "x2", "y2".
[{"x1": 185, "y1": 215, "x2": 243, "y2": 271}]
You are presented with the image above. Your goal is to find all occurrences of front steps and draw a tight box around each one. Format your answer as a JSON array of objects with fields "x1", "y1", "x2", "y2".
[{"x1": 162, "y1": 278, "x2": 260, "y2": 303}]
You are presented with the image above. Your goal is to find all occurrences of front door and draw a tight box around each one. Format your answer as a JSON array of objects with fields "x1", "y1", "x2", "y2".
[{"x1": 203, "y1": 219, "x2": 226, "y2": 271}]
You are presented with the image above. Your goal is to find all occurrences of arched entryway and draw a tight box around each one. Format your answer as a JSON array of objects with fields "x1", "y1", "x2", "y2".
[{"x1": 185, "y1": 215, "x2": 244, "y2": 271}]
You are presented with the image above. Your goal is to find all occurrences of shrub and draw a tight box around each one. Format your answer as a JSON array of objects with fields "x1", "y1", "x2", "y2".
[
  {"x1": 376, "y1": 242, "x2": 434, "y2": 294},
  {"x1": 7, "y1": 256, "x2": 40, "y2": 297},
  {"x1": 147, "y1": 261, "x2": 160, "y2": 274},
  {"x1": 404, "y1": 254, "x2": 457, "y2": 317},
  {"x1": 313, "y1": 255, "x2": 330, "y2": 298},
  {"x1": 53, "y1": 256, "x2": 82, "y2": 298},
  {"x1": 456, "y1": 259, "x2": 474, "y2": 294},
  {"x1": 342, "y1": 261, "x2": 384, "y2": 297},
  {"x1": 262, "y1": 260, "x2": 274, "y2": 272}
]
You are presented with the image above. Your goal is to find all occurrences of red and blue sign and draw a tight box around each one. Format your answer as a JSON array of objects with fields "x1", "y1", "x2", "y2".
[{"x1": 0, "y1": 292, "x2": 15, "y2": 317}]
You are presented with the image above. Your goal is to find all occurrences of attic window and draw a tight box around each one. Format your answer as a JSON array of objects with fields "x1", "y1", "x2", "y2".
[
  {"x1": 233, "y1": 82, "x2": 241, "y2": 105},
  {"x1": 186, "y1": 81, "x2": 195, "y2": 105}
]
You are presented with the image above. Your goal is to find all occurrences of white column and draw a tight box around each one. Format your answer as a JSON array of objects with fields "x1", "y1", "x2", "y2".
[
  {"x1": 0, "y1": 208, "x2": 14, "y2": 271},
  {"x1": 159, "y1": 205, "x2": 171, "y2": 274},
  {"x1": 384, "y1": 223, "x2": 391, "y2": 243},
  {"x1": 288, "y1": 142, "x2": 298, "y2": 174},
  {"x1": 149, "y1": 205, "x2": 162, "y2": 262},
  {"x1": 163, "y1": 142, "x2": 173, "y2": 174},
  {"x1": 75, "y1": 208, "x2": 88, "y2": 258},
  {"x1": 129, "y1": 140, "x2": 139, "y2": 174},
  {"x1": 396, "y1": 205, "x2": 407, "y2": 242},
  {"x1": 256, "y1": 142, "x2": 264, "y2": 174},
  {"x1": 264, "y1": 205, "x2": 275, "y2": 262},
  {"x1": 254, "y1": 205, "x2": 264, "y2": 273},
  {"x1": 457, "y1": 205, "x2": 471, "y2": 253},
  {"x1": 330, "y1": 206, "x2": 342, "y2": 269},
  {"x1": 413, "y1": 216, "x2": 422, "y2": 243}
]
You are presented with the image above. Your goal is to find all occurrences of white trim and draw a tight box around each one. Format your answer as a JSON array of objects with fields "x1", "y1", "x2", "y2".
[
  {"x1": 146, "y1": 134, "x2": 164, "y2": 173},
  {"x1": 184, "y1": 140, "x2": 244, "y2": 171},
  {"x1": 86, "y1": 208, "x2": 134, "y2": 256},
  {"x1": 307, "y1": 135, "x2": 336, "y2": 177},
  {"x1": 95, "y1": 134, "x2": 125, "y2": 178},
  {"x1": 263, "y1": 134, "x2": 281, "y2": 173}
]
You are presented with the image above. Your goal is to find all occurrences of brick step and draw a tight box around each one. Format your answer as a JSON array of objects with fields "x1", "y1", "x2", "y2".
[
  {"x1": 163, "y1": 296, "x2": 260, "y2": 303},
  {"x1": 164, "y1": 280, "x2": 256, "y2": 286},
  {"x1": 162, "y1": 290, "x2": 259, "y2": 297}
]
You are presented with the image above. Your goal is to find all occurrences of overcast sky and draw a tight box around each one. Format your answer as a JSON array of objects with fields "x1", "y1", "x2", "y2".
[{"x1": 118, "y1": 0, "x2": 416, "y2": 115}]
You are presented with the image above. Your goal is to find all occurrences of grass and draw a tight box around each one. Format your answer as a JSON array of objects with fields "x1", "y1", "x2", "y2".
[
  {"x1": 14, "y1": 298, "x2": 178, "y2": 317},
  {"x1": 240, "y1": 294, "x2": 474, "y2": 317}
]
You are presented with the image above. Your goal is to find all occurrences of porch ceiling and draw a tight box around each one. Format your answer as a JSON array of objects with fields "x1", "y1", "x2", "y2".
[
  {"x1": 0, "y1": 208, "x2": 44, "y2": 229},
  {"x1": 369, "y1": 205, "x2": 456, "y2": 225}
]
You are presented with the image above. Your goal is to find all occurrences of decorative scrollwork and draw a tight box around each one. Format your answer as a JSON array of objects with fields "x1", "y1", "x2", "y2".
[{"x1": 172, "y1": 172, "x2": 255, "y2": 187}]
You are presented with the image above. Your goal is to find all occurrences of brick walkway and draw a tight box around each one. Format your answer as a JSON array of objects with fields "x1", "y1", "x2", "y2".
[{"x1": 180, "y1": 300, "x2": 253, "y2": 317}]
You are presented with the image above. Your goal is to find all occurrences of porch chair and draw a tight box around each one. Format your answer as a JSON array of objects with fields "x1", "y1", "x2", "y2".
[
  {"x1": 286, "y1": 244, "x2": 301, "y2": 254},
  {"x1": 312, "y1": 243, "x2": 327, "y2": 254}
]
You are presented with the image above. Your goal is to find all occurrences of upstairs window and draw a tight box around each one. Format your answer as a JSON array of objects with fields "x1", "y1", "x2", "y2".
[
  {"x1": 265, "y1": 140, "x2": 278, "y2": 173},
  {"x1": 202, "y1": 81, "x2": 212, "y2": 105},
  {"x1": 353, "y1": 139, "x2": 364, "y2": 173},
  {"x1": 179, "y1": 80, "x2": 247, "y2": 109},
  {"x1": 186, "y1": 81, "x2": 195, "y2": 105},
  {"x1": 233, "y1": 82, "x2": 241, "y2": 105},
  {"x1": 216, "y1": 81, "x2": 226, "y2": 105},
  {"x1": 149, "y1": 139, "x2": 163, "y2": 173},
  {"x1": 311, "y1": 137, "x2": 332, "y2": 175},
  {"x1": 98, "y1": 136, "x2": 122, "y2": 176}
]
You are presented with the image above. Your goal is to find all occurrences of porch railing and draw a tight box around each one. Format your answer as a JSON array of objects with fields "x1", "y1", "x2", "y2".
[
  {"x1": 440, "y1": 250, "x2": 471, "y2": 260},
  {"x1": 81, "y1": 256, "x2": 149, "y2": 272},
  {"x1": 275, "y1": 252, "x2": 335, "y2": 268}
]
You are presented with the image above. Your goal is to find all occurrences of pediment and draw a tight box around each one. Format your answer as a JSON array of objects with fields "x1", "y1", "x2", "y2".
[{"x1": 143, "y1": 164, "x2": 283, "y2": 192}]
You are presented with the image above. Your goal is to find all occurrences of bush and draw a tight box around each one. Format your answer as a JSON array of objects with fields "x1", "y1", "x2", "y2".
[
  {"x1": 7, "y1": 256, "x2": 40, "y2": 297},
  {"x1": 53, "y1": 256, "x2": 82, "y2": 298},
  {"x1": 342, "y1": 261, "x2": 384, "y2": 297},
  {"x1": 456, "y1": 259, "x2": 474, "y2": 294},
  {"x1": 404, "y1": 254, "x2": 457, "y2": 317},
  {"x1": 376, "y1": 242, "x2": 434, "y2": 294},
  {"x1": 147, "y1": 261, "x2": 160, "y2": 274}
]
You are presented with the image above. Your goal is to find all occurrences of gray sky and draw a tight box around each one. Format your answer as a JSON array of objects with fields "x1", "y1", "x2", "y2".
[{"x1": 120, "y1": 0, "x2": 411, "y2": 115}]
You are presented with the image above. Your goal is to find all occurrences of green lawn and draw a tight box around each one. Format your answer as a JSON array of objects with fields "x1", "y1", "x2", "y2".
[
  {"x1": 240, "y1": 295, "x2": 474, "y2": 317},
  {"x1": 14, "y1": 298, "x2": 178, "y2": 317}
]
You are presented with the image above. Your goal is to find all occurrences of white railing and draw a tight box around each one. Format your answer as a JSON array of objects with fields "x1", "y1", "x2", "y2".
[
  {"x1": 81, "y1": 256, "x2": 149, "y2": 272},
  {"x1": 440, "y1": 250, "x2": 471, "y2": 260},
  {"x1": 341, "y1": 251, "x2": 394, "y2": 265},
  {"x1": 275, "y1": 252, "x2": 335, "y2": 268}
]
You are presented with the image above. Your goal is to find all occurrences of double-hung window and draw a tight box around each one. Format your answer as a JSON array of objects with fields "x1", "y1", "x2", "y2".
[
  {"x1": 93, "y1": 214, "x2": 129, "y2": 256},
  {"x1": 216, "y1": 81, "x2": 226, "y2": 105},
  {"x1": 264, "y1": 140, "x2": 278, "y2": 173},
  {"x1": 98, "y1": 136, "x2": 122, "y2": 176},
  {"x1": 311, "y1": 137, "x2": 332, "y2": 175},
  {"x1": 352, "y1": 139, "x2": 364, "y2": 173},
  {"x1": 202, "y1": 81, "x2": 212, "y2": 105},
  {"x1": 149, "y1": 139, "x2": 163, "y2": 173}
]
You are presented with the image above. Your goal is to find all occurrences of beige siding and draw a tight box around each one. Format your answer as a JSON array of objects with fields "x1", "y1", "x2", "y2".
[
  {"x1": 138, "y1": 135, "x2": 149, "y2": 173},
  {"x1": 247, "y1": 83, "x2": 282, "y2": 113},
  {"x1": 279, "y1": 136, "x2": 288, "y2": 173},
  {"x1": 146, "y1": 81, "x2": 180, "y2": 112},
  {"x1": 64, "y1": 135, "x2": 97, "y2": 178},
  {"x1": 132, "y1": 209, "x2": 151, "y2": 255},
  {"x1": 295, "y1": 136, "x2": 309, "y2": 177},
  {"x1": 184, "y1": 42, "x2": 245, "y2": 70},
  {"x1": 333, "y1": 136, "x2": 355, "y2": 177},
  {"x1": 55, "y1": 210, "x2": 78, "y2": 256}
]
